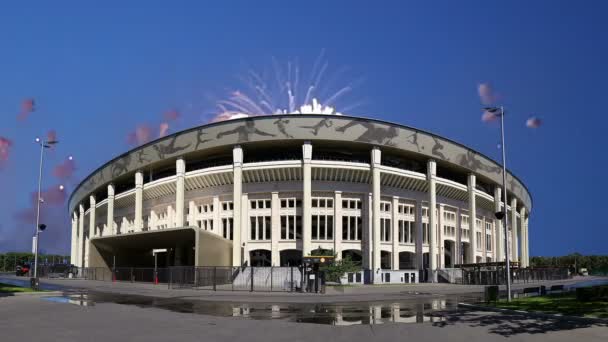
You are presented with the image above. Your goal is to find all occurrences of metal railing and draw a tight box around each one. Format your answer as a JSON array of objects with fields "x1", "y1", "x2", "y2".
[
  {"x1": 460, "y1": 267, "x2": 570, "y2": 285},
  {"x1": 168, "y1": 266, "x2": 302, "y2": 292}
]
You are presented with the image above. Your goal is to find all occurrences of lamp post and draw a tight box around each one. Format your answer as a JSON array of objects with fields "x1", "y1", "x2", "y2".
[
  {"x1": 484, "y1": 106, "x2": 512, "y2": 302},
  {"x1": 31, "y1": 137, "x2": 58, "y2": 289}
]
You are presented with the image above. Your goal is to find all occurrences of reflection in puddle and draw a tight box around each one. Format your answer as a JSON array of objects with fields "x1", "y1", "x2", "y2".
[
  {"x1": 41, "y1": 292, "x2": 474, "y2": 325},
  {"x1": 42, "y1": 295, "x2": 94, "y2": 307}
]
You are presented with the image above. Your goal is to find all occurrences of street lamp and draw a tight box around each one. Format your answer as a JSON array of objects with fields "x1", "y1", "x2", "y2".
[
  {"x1": 484, "y1": 106, "x2": 513, "y2": 302},
  {"x1": 31, "y1": 137, "x2": 58, "y2": 290}
]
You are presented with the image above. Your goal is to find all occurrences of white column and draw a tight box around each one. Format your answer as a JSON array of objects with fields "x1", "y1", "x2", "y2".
[
  {"x1": 71, "y1": 212, "x2": 77, "y2": 265},
  {"x1": 371, "y1": 147, "x2": 381, "y2": 282},
  {"x1": 524, "y1": 216, "x2": 530, "y2": 267},
  {"x1": 241, "y1": 193, "x2": 249, "y2": 265},
  {"x1": 334, "y1": 191, "x2": 343, "y2": 261},
  {"x1": 271, "y1": 192, "x2": 280, "y2": 266},
  {"x1": 391, "y1": 196, "x2": 399, "y2": 270},
  {"x1": 511, "y1": 198, "x2": 518, "y2": 262},
  {"x1": 415, "y1": 201, "x2": 423, "y2": 270},
  {"x1": 481, "y1": 217, "x2": 487, "y2": 262},
  {"x1": 232, "y1": 146, "x2": 243, "y2": 266},
  {"x1": 175, "y1": 158, "x2": 186, "y2": 227},
  {"x1": 89, "y1": 195, "x2": 96, "y2": 239},
  {"x1": 362, "y1": 193, "x2": 372, "y2": 270},
  {"x1": 302, "y1": 142, "x2": 312, "y2": 257},
  {"x1": 494, "y1": 187, "x2": 503, "y2": 261},
  {"x1": 520, "y1": 207, "x2": 527, "y2": 267},
  {"x1": 455, "y1": 208, "x2": 461, "y2": 266},
  {"x1": 78, "y1": 204, "x2": 85, "y2": 267},
  {"x1": 107, "y1": 184, "x2": 115, "y2": 235},
  {"x1": 135, "y1": 171, "x2": 144, "y2": 231},
  {"x1": 438, "y1": 204, "x2": 444, "y2": 269},
  {"x1": 467, "y1": 174, "x2": 477, "y2": 264},
  {"x1": 427, "y1": 160, "x2": 437, "y2": 282},
  {"x1": 188, "y1": 201, "x2": 196, "y2": 226},
  {"x1": 213, "y1": 196, "x2": 221, "y2": 235}
]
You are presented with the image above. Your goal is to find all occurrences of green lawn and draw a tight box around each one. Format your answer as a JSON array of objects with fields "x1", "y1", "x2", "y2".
[
  {"x1": 492, "y1": 292, "x2": 608, "y2": 318},
  {"x1": 0, "y1": 282, "x2": 39, "y2": 293}
]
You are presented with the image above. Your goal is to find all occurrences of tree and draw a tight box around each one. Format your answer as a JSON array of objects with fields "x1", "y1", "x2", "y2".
[{"x1": 320, "y1": 255, "x2": 361, "y2": 282}]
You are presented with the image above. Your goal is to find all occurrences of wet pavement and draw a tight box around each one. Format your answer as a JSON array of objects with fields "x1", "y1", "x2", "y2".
[{"x1": 40, "y1": 291, "x2": 481, "y2": 325}]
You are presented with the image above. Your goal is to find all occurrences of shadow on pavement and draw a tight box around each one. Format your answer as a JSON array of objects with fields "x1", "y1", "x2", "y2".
[{"x1": 432, "y1": 310, "x2": 607, "y2": 337}]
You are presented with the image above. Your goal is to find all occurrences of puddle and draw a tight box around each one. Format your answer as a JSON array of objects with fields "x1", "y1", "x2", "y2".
[{"x1": 39, "y1": 292, "x2": 478, "y2": 325}]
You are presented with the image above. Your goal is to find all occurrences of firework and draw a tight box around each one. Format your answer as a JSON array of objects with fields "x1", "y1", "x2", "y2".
[
  {"x1": 127, "y1": 124, "x2": 152, "y2": 146},
  {"x1": 159, "y1": 122, "x2": 170, "y2": 137},
  {"x1": 213, "y1": 52, "x2": 357, "y2": 122},
  {"x1": 53, "y1": 155, "x2": 77, "y2": 180},
  {"x1": 163, "y1": 109, "x2": 180, "y2": 121}
]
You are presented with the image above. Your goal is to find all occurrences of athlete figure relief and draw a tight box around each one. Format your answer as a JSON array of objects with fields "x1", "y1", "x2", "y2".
[
  {"x1": 335, "y1": 119, "x2": 398, "y2": 146},
  {"x1": 216, "y1": 119, "x2": 275, "y2": 142},
  {"x1": 152, "y1": 136, "x2": 192, "y2": 159},
  {"x1": 299, "y1": 118, "x2": 333, "y2": 136},
  {"x1": 195, "y1": 129, "x2": 212, "y2": 150},
  {"x1": 273, "y1": 118, "x2": 293, "y2": 138},
  {"x1": 457, "y1": 150, "x2": 501, "y2": 174},
  {"x1": 111, "y1": 154, "x2": 132, "y2": 178}
]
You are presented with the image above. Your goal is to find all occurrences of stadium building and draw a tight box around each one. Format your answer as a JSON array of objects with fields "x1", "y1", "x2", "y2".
[{"x1": 68, "y1": 114, "x2": 532, "y2": 283}]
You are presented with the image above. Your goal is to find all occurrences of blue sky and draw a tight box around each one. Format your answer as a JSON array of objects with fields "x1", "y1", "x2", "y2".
[{"x1": 0, "y1": 1, "x2": 606, "y2": 255}]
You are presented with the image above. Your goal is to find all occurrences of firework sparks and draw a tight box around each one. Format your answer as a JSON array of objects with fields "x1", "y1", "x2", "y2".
[
  {"x1": 213, "y1": 52, "x2": 357, "y2": 122},
  {"x1": 163, "y1": 109, "x2": 180, "y2": 121}
]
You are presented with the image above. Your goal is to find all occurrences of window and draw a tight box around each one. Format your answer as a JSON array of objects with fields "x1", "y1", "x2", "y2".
[
  {"x1": 398, "y1": 204, "x2": 415, "y2": 215},
  {"x1": 197, "y1": 219, "x2": 213, "y2": 231},
  {"x1": 312, "y1": 197, "x2": 333, "y2": 208},
  {"x1": 342, "y1": 199, "x2": 361, "y2": 210},
  {"x1": 380, "y1": 201, "x2": 391, "y2": 212},
  {"x1": 398, "y1": 220, "x2": 415, "y2": 243},
  {"x1": 380, "y1": 218, "x2": 391, "y2": 242},
  {"x1": 342, "y1": 216, "x2": 362, "y2": 241},
  {"x1": 279, "y1": 197, "x2": 301, "y2": 240},
  {"x1": 311, "y1": 214, "x2": 333, "y2": 240},
  {"x1": 222, "y1": 218, "x2": 233, "y2": 240},
  {"x1": 476, "y1": 231, "x2": 483, "y2": 250},
  {"x1": 422, "y1": 222, "x2": 429, "y2": 243},
  {"x1": 221, "y1": 201, "x2": 234, "y2": 211},
  {"x1": 199, "y1": 204, "x2": 213, "y2": 214},
  {"x1": 486, "y1": 233, "x2": 492, "y2": 251},
  {"x1": 250, "y1": 199, "x2": 271, "y2": 210},
  {"x1": 250, "y1": 215, "x2": 271, "y2": 240}
]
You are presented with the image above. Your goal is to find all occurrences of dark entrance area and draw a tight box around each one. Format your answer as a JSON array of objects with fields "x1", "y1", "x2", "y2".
[
  {"x1": 399, "y1": 252, "x2": 416, "y2": 269},
  {"x1": 280, "y1": 249, "x2": 302, "y2": 266},
  {"x1": 341, "y1": 249, "x2": 362, "y2": 266},
  {"x1": 249, "y1": 249, "x2": 271, "y2": 266}
]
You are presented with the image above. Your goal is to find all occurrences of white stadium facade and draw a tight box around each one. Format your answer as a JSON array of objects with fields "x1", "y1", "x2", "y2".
[{"x1": 68, "y1": 114, "x2": 532, "y2": 284}]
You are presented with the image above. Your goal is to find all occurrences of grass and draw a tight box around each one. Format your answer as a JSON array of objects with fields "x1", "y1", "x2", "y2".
[
  {"x1": 0, "y1": 282, "x2": 42, "y2": 293},
  {"x1": 491, "y1": 292, "x2": 608, "y2": 318}
]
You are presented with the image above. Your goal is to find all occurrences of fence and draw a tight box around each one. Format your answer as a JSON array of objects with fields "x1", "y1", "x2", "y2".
[
  {"x1": 168, "y1": 266, "x2": 302, "y2": 292},
  {"x1": 460, "y1": 267, "x2": 571, "y2": 285}
]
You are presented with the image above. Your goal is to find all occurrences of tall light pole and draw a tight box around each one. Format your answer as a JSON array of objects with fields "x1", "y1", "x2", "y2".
[
  {"x1": 31, "y1": 137, "x2": 58, "y2": 289},
  {"x1": 484, "y1": 106, "x2": 512, "y2": 301}
]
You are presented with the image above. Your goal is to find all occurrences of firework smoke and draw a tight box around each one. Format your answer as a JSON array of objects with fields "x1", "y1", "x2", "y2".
[
  {"x1": 481, "y1": 110, "x2": 499, "y2": 122},
  {"x1": 126, "y1": 124, "x2": 153, "y2": 146},
  {"x1": 163, "y1": 109, "x2": 180, "y2": 121},
  {"x1": 53, "y1": 155, "x2": 77, "y2": 180},
  {"x1": 0, "y1": 137, "x2": 12, "y2": 166},
  {"x1": 159, "y1": 122, "x2": 170, "y2": 137},
  {"x1": 478, "y1": 83, "x2": 498, "y2": 105},
  {"x1": 17, "y1": 98, "x2": 35, "y2": 120},
  {"x1": 526, "y1": 117, "x2": 542, "y2": 128},
  {"x1": 213, "y1": 51, "x2": 357, "y2": 122}
]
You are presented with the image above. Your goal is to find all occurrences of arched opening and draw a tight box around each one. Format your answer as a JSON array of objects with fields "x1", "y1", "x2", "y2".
[
  {"x1": 341, "y1": 249, "x2": 362, "y2": 266},
  {"x1": 399, "y1": 252, "x2": 416, "y2": 269},
  {"x1": 380, "y1": 251, "x2": 391, "y2": 270},
  {"x1": 280, "y1": 249, "x2": 302, "y2": 266},
  {"x1": 249, "y1": 249, "x2": 271, "y2": 267}
]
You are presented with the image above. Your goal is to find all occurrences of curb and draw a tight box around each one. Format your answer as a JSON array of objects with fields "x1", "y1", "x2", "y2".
[
  {"x1": 458, "y1": 303, "x2": 608, "y2": 324},
  {"x1": 1, "y1": 291, "x2": 63, "y2": 297}
]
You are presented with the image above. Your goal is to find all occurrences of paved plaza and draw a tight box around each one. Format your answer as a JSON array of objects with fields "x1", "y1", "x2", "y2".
[{"x1": 0, "y1": 275, "x2": 607, "y2": 341}]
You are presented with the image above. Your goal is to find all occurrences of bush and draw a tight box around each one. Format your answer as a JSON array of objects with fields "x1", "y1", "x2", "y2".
[{"x1": 576, "y1": 285, "x2": 608, "y2": 302}]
